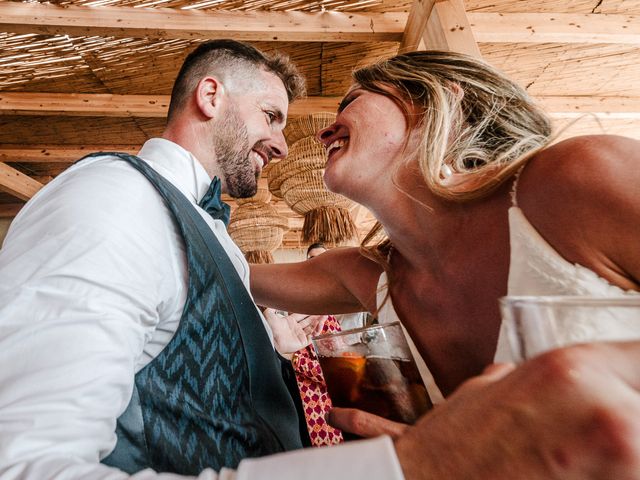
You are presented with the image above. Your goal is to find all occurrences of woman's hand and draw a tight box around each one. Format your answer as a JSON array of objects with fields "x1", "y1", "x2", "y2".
[{"x1": 262, "y1": 308, "x2": 327, "y2": 355}]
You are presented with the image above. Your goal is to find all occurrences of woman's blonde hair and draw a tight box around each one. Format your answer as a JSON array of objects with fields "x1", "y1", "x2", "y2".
[
  {"x1": 354, "y1": 50, "x2": 553, "y2": 201},
  {"x1": 355, "y1": 51, "x2": 554, "y2": 298}
]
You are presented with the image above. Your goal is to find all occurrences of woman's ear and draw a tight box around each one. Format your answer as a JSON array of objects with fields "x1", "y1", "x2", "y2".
[
  {"x1": 449, "y1": 82, "x2": 464, "y2": 102},
  {"x1": 195, "y1": 77, "x2": 225, "y2": 119}
]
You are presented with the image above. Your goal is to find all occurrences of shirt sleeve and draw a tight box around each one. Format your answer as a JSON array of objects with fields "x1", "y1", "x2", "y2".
[
  {"x1": 0, "y1": 161, "x2": 182, "y2": 479},
  {"x1": 236, "y1": 437, "x2": 404, "y2": 480}
]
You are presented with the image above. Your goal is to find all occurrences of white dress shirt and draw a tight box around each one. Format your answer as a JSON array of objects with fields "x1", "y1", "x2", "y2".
[{"x1": 0, "y1": 138, "x2": 403, "y2": 480}]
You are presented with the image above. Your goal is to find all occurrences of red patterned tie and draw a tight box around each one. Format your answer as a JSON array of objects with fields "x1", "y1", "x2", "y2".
[{"x1": 291, "y1": 315, "x2": 344, "y2": 447}]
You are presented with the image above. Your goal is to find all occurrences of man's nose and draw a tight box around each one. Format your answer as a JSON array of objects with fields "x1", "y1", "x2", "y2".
[{"x1": 269, "y1": 130, "x2": 288, "y2": 159}]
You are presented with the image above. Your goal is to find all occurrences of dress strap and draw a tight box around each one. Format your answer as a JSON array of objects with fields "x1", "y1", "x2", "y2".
[{"x1": 509, "y1": 165, "x2": 527, "y2": 207}]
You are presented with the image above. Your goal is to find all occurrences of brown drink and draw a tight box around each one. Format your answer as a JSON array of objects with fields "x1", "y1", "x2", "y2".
[
  {"x1": 318, "y1": 354, "x2": 432, "y2": 424},
  {"x1": 313, "y1": 322, "x2": 433, "y2": 425}
]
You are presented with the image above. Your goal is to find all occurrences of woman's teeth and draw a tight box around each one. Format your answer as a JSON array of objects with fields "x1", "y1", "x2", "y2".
[{"x1": 327, "y1": 138, "x2": 347, "y2": 156}]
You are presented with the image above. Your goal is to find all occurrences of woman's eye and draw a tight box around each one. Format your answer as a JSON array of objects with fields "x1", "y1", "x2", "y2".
[
  {"x1": 337, "y1": 94, "x2": 358, "y2": 113},
  {"x1": 337, "y1": 97, "x2": 352, "y2": 113}
]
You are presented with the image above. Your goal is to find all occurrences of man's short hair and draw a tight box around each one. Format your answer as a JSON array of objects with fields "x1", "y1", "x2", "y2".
[
  {"x1": 167, "y1": 39, "x2": 306, "y2": 122},
  {"x1": 306, "y1": 242, "x2": 326, "y2": 257}
]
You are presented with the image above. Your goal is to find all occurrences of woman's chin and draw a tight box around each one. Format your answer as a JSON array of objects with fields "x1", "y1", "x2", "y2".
[{"x1": 322, "y1": 170, "x2": 343, "y2": 195}]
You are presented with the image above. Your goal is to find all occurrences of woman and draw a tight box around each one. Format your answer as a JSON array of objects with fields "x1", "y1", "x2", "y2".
[{"x1": 251, "y1": 50, "x2": 640, "y2": 401}]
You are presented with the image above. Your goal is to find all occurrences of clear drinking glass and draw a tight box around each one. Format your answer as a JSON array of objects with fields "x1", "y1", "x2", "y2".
[
  {"x1": 499, "y1": 296, "x2": 640, "y2": 363},
  {"x1": 312, "y1": 321, "x2": 432, "y2": 424}
]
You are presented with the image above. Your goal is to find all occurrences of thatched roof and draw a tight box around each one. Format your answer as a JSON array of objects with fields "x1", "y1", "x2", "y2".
[{"x1": 1, "y1": 0, "x2": 639, "y2": 249}]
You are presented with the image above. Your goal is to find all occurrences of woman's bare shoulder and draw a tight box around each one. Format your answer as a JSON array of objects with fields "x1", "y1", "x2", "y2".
[
  {"x1": 517, "y1": 135, "x2": 640, "y2": 209},
  {"x1": 515, "y1": 134, "x2": 640, "y2": 289}
]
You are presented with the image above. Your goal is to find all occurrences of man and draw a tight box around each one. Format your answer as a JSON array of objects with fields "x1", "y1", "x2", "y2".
[
  {"x1": 1, "y1": 39, "x2": 640, "y2": 480},
  {"x1": 306, "y1": 242, "x2": 327, "y2": 260}
]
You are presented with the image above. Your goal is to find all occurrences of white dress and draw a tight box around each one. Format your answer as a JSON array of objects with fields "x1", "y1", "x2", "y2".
[{"x1": 377, "y1": 175, "x2": 638, "y2": 403}]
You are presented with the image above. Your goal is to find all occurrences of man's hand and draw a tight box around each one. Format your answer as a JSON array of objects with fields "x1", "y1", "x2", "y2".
[
  {"x1": 262, "y1": 308, "x2": 327, "y2": 355},
  {"x1": 393, "y1": 343, "x2": 640, "y2": 479}
]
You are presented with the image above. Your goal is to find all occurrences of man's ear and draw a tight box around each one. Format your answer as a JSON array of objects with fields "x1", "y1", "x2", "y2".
[{"x1": 195, "y1": 77, "x2": 226, "y2": 119}]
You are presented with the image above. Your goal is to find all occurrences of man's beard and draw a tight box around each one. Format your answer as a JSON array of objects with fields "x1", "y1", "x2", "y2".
[{"x1": 213, "y1": 105, "x2": 260, "y2": 198}]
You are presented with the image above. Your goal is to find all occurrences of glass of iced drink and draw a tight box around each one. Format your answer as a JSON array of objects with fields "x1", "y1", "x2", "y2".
[
  {"x1": 312, "y1": 321, "x2": 432, "y2": 424},
  {"x1": 500, "y1": 296, "x2": 640, "y2": 363}
]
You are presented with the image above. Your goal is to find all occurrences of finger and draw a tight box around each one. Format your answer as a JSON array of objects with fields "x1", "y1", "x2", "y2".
[
  {"x1": 296, "y1": 316, "x2": 315, "y2": 330},
  {"x1": 301, "y1": 323, "x2": 317, "y2": 336},
  {"x1": 313, "y1": 315, "x2": 327, "y2": 336},
  {"x1": 288, "y1": 313, "x2": 309, "y2": 323},
  {"x1": 298, "y1": 315, "x2": 325, "y2": 331},
  {"x1": 328, "y1": 407, "x2": 407, "y2": 440}
]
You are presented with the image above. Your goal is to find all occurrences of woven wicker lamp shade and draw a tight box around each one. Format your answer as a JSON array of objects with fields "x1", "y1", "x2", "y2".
[
  {"x1": 268, "y1": 113, "x2": 357, "y2": 245},
  {"x1": 227, "y1": 189, "x2": 289, "y2": 264}
]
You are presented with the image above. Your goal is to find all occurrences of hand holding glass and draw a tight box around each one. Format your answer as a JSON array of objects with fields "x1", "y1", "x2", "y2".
[{"x1": 312, "y1": 322, "x2": 432, "y2": 424}]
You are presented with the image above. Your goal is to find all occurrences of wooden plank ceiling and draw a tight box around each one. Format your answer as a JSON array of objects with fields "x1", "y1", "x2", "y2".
[{"x1": 1, "y1": 0, "x2": 639, "y2": 249}]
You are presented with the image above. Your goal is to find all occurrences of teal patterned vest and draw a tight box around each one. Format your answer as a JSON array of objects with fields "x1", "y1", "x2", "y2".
[{"x1": 85, "y1": 153, "x2": 304, "y2": 474}]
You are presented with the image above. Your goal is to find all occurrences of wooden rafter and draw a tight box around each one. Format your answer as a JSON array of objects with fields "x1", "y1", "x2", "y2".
[
  {"x1": 1, "y1": 3, "x2": 637, "y2": 46},
  {"x1": 400, "y1": 0, "x2": 481, "y2": 56},
  {"x1": 0, "y1": 146, "x2": 140, "y2": 163},
  {"x1": 0, "y1": 163, "x2": 44, "y2": 201},
  {"x1": 0, "y1": 93, "x2": 342, "y2": 118},
  {"x1": 424, "y1": 0, "x2": 481, "y2": 57},
  {"x1": 0, "y1": 2, "x2": 405, "y2": 43},
  {"x1": 0, "y1": 204, "x2": 25, "y2": 218},
  {"x1": 536, "y1": 96, "x2": 640, "y2": 120},
  {"x1": 470, "y1": 13, "x2": 640, "y2": 46},
  {"x1": 400, "y1": 0, "x2": 437, "y2": 53},
  {"x1": 0, "y1": 93, "x2": 170, "y2": 118},
  {"x1": 5, "y1": 93, "x2": 638, "y2": 121}
]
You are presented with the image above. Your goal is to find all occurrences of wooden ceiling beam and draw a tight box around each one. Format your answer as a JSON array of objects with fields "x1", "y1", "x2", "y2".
[
  {"x1": 0, "y1": 146, "x2": 140, "y2": 163},
  {"x1": 0, "y1": 2, "x2": 404, "y2": 42},
  {"x1": 0, "y1": 93, "x2": 342, "y2": 118},
  {"x1": 537, "y1": 96, "x2": 640, "y2": 120},
  {"x1": 423, "y1": 0, "x2": 482, "y2": 57},
  {"x1": 0, "y1": 203, "x2": 25, "y2": 218},
  {"x1": 0, "y1": 163, "x2": 44, "y2": 201},
  {"x1": 400, "y1": 0, "x2": 437, "y2": 53},
  {"x1": 1, "y1": 3, "x2": 636, "y2": 46},
  {"x1": 0, "y1": 93, "x2": 170, "y2": 117},
  {"x1": 3, "y1": 93, "x2": 639, "y2": 120},
  {"x1": 470, "y1": 13, "x2": 640, "y2": 46}
]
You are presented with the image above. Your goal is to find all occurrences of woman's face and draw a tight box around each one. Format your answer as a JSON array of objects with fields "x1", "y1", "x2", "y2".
[{"x1": 316, "y1": 86, "x2": 412, "y2": 203}]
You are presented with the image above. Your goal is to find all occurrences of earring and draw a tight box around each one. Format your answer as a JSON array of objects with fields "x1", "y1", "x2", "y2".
[{"x1": 440, "y1": 164, "x2": 453, "y2": 179}]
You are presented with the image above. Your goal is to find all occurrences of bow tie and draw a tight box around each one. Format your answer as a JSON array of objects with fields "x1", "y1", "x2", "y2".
[{"x1": 198, "y1": 176, "x2": 231, "y2": 226}]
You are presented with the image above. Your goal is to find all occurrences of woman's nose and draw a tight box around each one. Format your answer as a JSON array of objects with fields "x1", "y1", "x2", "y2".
[{"x1": 316, "y1": 124, "x2": 336, "y2": 144}]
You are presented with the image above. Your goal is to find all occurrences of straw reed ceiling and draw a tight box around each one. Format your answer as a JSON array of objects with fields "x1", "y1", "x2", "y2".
[{"x1": 1, "y1": 0, "x2": 639, "y2": 249}]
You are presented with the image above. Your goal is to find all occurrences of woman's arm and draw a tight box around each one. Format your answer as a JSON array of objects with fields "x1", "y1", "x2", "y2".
[{"x1": 251, "y1": 247, "x2": 383, "y2": 315}]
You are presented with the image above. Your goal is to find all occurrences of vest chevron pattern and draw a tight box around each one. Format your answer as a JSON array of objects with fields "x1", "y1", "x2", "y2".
[{"x1": 85, "y1": 153, "x2": 304, "y2": 475}]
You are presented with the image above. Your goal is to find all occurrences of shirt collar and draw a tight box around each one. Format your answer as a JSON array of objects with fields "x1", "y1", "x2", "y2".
[{"x1": 137, "y1": 138, "x2": 212, "y2": 205}]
